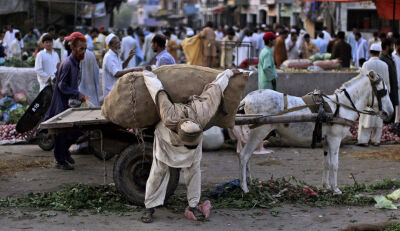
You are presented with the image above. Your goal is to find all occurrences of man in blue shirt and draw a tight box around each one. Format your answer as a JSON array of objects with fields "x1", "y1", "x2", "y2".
[
  {"x1": 45, "y1": 32, "x2": 87, "y2": 170},
  {"x1": 314, "y1": 32, "x2": 328, "y2": 54},
  {"x1": 152, "y1": 34, "x2": 176, "y2": 67}
]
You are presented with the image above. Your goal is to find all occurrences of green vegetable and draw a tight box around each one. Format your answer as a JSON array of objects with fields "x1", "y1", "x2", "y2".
[
  {"x1": 383, "y1": 222, "x2": 400, "y2": 231},
  {"x1": 374, "y1": 195, "x2": 397, "y2": 209},
  {"x1": 309, "y1": 54, "x2": 323, "y2": 62},
  {"x1": 2, "y1": 178, "x2": 400, "y2": 216},
  {"x1": 0, "y1": 184, "x2": 139, "y2": 215},
  {"x1": 322, "y1": 53, "x2": 331, "y2": 60},
  {"x1": 8, "y1": 106, "x2": 27, "y2": 124},
  {"x1": 4, "y1": 58, "x2": 30, "y2": 68},
  {"x1": 26, "y1": 56, "x2": 35, "y2": 67}
]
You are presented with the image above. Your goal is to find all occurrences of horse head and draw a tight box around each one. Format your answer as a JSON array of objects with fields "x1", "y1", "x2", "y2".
[{"x1": 367, "y1": 70, "x2": 394, "y2": 122}]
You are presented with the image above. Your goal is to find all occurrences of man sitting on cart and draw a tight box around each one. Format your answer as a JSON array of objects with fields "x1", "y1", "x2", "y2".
[
  {"x1": 140, "y1": 68, "x2": 239, "y2": 223},
  {"x1": 44, "y1": 32, "x2": 87, "y2": 170}
]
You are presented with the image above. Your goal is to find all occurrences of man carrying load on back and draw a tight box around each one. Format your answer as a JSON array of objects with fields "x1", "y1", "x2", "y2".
[{"x1": 140, "y1": 68, "x2": 240, "y2": 223}]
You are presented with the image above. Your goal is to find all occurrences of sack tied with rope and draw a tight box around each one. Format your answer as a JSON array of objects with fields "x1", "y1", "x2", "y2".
[{"x1": 101, "y1": 64, "x2": 249, "y2": 129}]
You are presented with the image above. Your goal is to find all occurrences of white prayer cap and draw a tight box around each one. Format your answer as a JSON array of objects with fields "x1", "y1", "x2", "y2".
[
  {"x1": 105, "y1": 33, "x2": 117, "y2": 46},
  {"x1": 186, "y1": 30, "x2": 194, "y2": 37},
  {"x1": 261, "y1": 24, "x2": 266, "y2": 28},
  {"x1": 290, "y1": 28, "x2": 297, "y2": 33},
  {"x1": 370, "y1": 43, "x2": 381, "y2": 52}
]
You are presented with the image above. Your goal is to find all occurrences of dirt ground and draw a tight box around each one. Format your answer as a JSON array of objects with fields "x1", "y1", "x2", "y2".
[{"x1": 1, "y1": 144, "x2": 400, "y2": 231}]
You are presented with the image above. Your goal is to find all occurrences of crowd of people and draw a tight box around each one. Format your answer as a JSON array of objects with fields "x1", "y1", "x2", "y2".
[
  {"x1": 1, "y1": 22, "x2": 400, "y2": 150},
  {"x1": 2, "y1": 20, "x2": 400, "y2": 225}
]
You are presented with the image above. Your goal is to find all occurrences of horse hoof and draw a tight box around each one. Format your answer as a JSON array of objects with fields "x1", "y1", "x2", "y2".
[
  {"x1": 333, "y1": 189, "x2": 342, "y2": 195},
  {"x1": 241, "y1": 185, "x2": 249, "y2": 193},
  {"x1": 322, "y1": 184, "x2": 331, "y2": 192}
]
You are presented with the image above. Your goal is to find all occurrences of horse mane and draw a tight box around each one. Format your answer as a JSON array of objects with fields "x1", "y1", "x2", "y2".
[{"x1": 335, "y1": 72, "x2": 366, "y2": 94}]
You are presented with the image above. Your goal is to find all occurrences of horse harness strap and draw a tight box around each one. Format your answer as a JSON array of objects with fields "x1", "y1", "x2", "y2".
[
  {"x1": 301, "y1": 92, "x2": 332, "y2": 114},
  {"x1": 333, "y1": 93, "x2": 340, "y2": 117},
  {"x1": 277, "y1": 92, "x2": 329, "y2": 116},
  {"x1": 343, "y1": 89, "x2": 360, "y2": 117}
]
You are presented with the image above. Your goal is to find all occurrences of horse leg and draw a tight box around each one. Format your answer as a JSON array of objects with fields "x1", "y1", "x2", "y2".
[
  {"x1": 239, "y1": 125, "x2": 273, "y2": 193},
  {"x1": 327, "y1": 136, "x2": 342, "y2": 195},
  {"x1": 322, "y1": 138, "x2": 331, "y2": 191}
]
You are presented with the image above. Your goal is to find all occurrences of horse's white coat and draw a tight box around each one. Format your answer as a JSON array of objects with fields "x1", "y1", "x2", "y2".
[{"x1": 239, "y1": 72, "x2": 394, "y2": 194}]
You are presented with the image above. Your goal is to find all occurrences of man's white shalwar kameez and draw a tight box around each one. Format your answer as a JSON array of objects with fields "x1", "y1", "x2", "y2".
[
  {"x1": 144, "y1": 70, "x2": 234, "y2": 209},
  {"x1": 358, "y1": 57, "x2": 390, "y2": 144},
  {"x1": 145, "y1": 122, "x2": 202, "y2": 208},
  {"x1": 79, "y1": 50, "x2": 101, "y2": 106}
]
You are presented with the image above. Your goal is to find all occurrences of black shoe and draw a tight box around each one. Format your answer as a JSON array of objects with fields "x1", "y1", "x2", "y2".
[
  {"x1": 356, "y1": 143, "x2": 368, "y2": 147},
  {"x1": 55, "y1": 162, "x2": 74, "y2": 170},
  {"x1": 65, "y1": 155, "x2": 75, "y2": 164}
]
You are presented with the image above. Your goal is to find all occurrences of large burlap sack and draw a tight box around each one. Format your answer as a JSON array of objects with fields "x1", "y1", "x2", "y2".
[{"x1": 101, "y1": 64, "x2": 248, "y2": 129}]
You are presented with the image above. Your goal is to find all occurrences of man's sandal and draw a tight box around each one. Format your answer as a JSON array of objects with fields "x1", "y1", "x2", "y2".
[
  {"x1": 185, "y1": 206, "x2": 205, "y2": 221},
  {"x1": 199, "y1": 200, "x2": 212, "y2": 218},
  {"x1": 141, "y1": 208, "x2": 155, "y2": 223}
]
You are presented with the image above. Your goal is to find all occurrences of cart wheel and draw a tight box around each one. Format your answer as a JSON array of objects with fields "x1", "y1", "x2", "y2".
[
  {"x1": 38, "y1": 134, "x2": 55, "y2": 151},
  {"x1": 89, "y1": 131, "x2": 136, "y2": 160},
  {"x1": 113, "y1": 142, "x2": 180, "y2": 205}
]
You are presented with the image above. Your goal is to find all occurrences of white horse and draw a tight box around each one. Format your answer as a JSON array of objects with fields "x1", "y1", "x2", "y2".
[{"x1": 238, "y1": 71, "x2": 394, "y2": 194}]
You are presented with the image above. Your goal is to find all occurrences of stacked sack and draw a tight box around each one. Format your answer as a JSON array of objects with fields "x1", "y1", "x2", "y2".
[{"x1": 102, "y1": 64, "x2": 249, "y2": 129}]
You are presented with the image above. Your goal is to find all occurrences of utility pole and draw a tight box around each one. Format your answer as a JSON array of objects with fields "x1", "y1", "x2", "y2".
[
  {"x1": 393, "y1": 0, "x2": 396, "y2": 33},
  {"x1": 91, "y1": 3, "x2": 95, "y2": 28},
  {"x1": 74, "y1": 0, "x2": 77, "y2": 28}
]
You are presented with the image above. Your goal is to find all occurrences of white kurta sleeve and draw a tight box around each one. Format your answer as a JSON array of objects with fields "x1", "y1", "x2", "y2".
[
  {"x1": 106, "y1": 56, "x2": 122, "y2": 77},
  {"x1": 35, "y1": 52, "x2": 51, "y2": 82}
]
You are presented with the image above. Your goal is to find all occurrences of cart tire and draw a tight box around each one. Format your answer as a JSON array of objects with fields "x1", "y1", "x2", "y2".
[
  {"x1": 113, "y1": 142, "x2": 180, "y2": 205},
  {"x1": 38, "y1": 134, "x2": 55, "y2": 151}
]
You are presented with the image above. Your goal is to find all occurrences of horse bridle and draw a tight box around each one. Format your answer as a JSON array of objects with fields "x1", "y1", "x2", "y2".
[
  {"x1": 324, "y1": 75, "x2": 387, "y2": 118},
  {"x1": 370, "y1": 75, "x2": 387, "y2": 113}
]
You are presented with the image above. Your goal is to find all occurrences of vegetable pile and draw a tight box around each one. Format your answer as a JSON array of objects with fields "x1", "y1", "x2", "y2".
[
  {"x1": 1, "y1": 178, "x2": 400, "y2": 216},
  {"x1": 0, "y1": 184, "x2": 139, "y2": 215},
  {"x1": 0, "y1": 124, "x2": 32, "y2": 141},
  {"x1": 0, "y1": 57, "x2": 34, "y2": 68},
  {"x1": 349, "y1": 122, "x2": 400, "y2": 143},
  {"x1": 166, "y1": 177, "x2": 400, "y2": 212}
]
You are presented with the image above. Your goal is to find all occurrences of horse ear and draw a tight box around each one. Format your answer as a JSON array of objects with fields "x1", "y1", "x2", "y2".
[{"x1": 367, "y1": 70, "x2": 378, "y2": 82}]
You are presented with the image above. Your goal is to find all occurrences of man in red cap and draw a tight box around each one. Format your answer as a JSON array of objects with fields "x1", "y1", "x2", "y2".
[
  {"x1": 44, "y1": 32, "x2": 87, "y2": 170},
  {"x1": 258, "y1": 32, "x2": 278, "y2": 90}
]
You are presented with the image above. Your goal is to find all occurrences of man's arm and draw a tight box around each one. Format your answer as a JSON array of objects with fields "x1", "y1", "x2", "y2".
[
  {"x1": 57, "y1": 63, "x2": 80, "y2": 98},
  {"x1": 114, "y1": 67, "x2": 144, "y2": 78},
  {"x1": 122, "y1": 49, "x2": 136, "y2": 69}
]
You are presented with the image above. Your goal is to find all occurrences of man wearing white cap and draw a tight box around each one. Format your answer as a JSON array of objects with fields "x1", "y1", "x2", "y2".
[
  {"x1": 102, "y1": 33, "x2": 138, "y2": 97},
  {"x1": 357, "y1": 43, "x2": 390, "y2": 146},
  {"x1": 140, "y1": 68, "x2": 240, "y2": 223}
]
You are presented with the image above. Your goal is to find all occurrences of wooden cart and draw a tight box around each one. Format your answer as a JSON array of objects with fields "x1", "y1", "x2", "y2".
[
  {"x1": 40, "y1": 107, "x2": 180, "y2": 205},
  {"x1": 40, "y1": 107, "x2": 352, "y2": 205}
]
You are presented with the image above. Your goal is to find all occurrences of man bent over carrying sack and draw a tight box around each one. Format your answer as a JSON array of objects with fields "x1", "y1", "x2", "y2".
[{"x1": 141, "y1": 69, "x2": 239, "y2": 223}]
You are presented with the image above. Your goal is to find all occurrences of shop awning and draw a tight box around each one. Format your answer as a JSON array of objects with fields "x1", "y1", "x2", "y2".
[
  {"x1": 300, "y1": 0, "x2": 369, "y2": 2},
  {"x1": 213, "y1": 6, "x2": 224, "y2": 13},
  {"x1": 300, "y1": 0, "x2": 400, "y2": 20},
  {"x1": 0, "y1": 0, "x2": 28, "y2": 15},
  {"x1": 374, "y1": 0, "x2": 400, "y2": 20}
]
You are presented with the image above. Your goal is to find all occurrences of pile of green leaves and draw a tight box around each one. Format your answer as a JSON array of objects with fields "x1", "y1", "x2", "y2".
[
  {"x1": 0, "y1": 184, "x2": 139, "y2": 215},
  {"x1": 9, "y1": 105, "x2": 27, "y2": 124},
  {"x1": 1, "y1": 178, "x2": 400, "y2": 215},
  {"x1": 383, "y1": 222, "x2": 400, "y2": 231},
  {"x1": 166, "y1": 177, "x2": 400, "y2": 212},
  {"x1": 3, "y1": 58, "x2": 32, "y2": 68}
]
